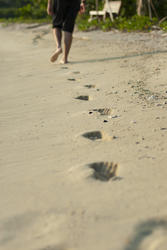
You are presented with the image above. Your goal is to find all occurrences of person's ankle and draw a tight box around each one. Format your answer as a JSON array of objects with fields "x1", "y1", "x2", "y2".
[
  {"x1": 60, "y1": 56, "x2": 68, "y2": 64},
  {"x1": 57, "y1": 47, "x2": 62, "y2": 51}
]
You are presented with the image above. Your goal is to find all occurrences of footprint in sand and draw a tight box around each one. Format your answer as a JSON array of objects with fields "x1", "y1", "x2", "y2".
[
  {"x1": 33, "y1": 34, "x2": 42, "y2": 45},
  {"x1": 82, "y1": 131, "x2": 111, "y2": 141},
  {"x1": 76, "y1": 95, "x2": 92, "y2": 101},
  {"x1": 84, "y1": 84, "x2": 96, "y2": 89},
  {"x1": 88, "y1": 162, "x2": 119, "y2": 181},
  {"x1": 124, "y1": 218, "x2": 167, "y2": 250},
  {"x1": 93, "y1": 108, "x2": 112, "y2": 116},
  {"x1": 61, "y1": 66, "x2": 68, "y2": 70},
  {"x1": 68, "y1": 78, "x2": 76, "y2": 81},
  {"x1": 160, "y1": 127, "x2": 167, "y2": 130}
]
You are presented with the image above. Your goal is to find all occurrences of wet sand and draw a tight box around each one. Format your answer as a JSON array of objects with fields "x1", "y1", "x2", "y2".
[{"x1": 0, "y1": 23, "x2": 167, "y2": 250}]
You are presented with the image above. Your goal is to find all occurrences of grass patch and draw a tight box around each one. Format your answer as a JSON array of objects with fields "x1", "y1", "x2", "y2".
[{"x1": 160, "y1": 21, "x2": 167, "y2": 31}]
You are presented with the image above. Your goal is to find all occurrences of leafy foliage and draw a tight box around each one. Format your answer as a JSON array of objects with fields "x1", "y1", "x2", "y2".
[
  {"x1": 17, "y1": 0, "x2": 48, "y2": 19},
  {"x1": 0, "y1": 0, "x2": 30, "y2": 8},
  {"x1": 1, "y1": 0, "x2": 167, "y2": 19},
  {"x1": 77, "y1": 15, "x2": 161, "y2": 32},
  {"x1": 0, "y1": 0, "x2": 167, "y2": 32},
  {"x1": 160, "y1": 21, "x2": 167, "y2": 31},
  {"x1": 0, "y1": 8, "x2": 19, "y2": 18},
  {"x1": 0, "y1": 0, "x2": 48, "y2": 19}
]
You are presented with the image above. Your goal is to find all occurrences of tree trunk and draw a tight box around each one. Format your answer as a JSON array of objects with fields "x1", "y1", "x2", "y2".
[
  {"x1": 96, "y1": 0, "x2": 98, "y2": 13},
  {"x1": 148, "y1": 0, "x2": 152, "y2": 19},
  {"x1": 137, "y1": 0, "x2": 143, "y2": 16},
  {"x1": 96, "y1": 0, "x2": 99, "y2": 21}
]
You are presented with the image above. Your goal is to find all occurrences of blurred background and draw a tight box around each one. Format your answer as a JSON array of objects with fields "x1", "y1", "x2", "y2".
[{"x1": 0, "y1": 0, "x2": 167, "y2": 31}]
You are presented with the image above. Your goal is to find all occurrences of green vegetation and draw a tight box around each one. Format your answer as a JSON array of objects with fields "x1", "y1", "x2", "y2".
[
  {"x1": 160, "y1": 21, "x2": 167, "y2": 31},
  {"x1": 0, "y1": 8, "x2": 19, "y2": 18},
  {"x1": 0, "y1": 0, "x2": 48, "y2": 19},
  {"x1": 0, "y1": 0, "x2": 167, "y2": 32},
  {"x1": 76, "y1": 15, "x2": 163, "y2": 32}
]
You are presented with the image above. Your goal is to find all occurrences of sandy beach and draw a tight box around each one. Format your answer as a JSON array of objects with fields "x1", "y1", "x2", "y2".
[{"x1": 0, "y1": 23, "x2": 167, "y2": 250}]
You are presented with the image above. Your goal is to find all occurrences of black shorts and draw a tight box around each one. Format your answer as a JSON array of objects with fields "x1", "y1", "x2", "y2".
[{"x1": 52, "y1": 0, "x2": 80, "y2": 33}]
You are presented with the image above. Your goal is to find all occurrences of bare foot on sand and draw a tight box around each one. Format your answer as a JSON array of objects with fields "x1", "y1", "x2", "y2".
[
  {"x1": 50, "y1": 48, "x2": 62, "y2": 63},
  {"x1": 59, "y1": 57, "x2": 68, "y2": 64}
]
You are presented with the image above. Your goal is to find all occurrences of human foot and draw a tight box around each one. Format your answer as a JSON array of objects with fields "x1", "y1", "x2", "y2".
[
  {"x1": 59, "y1": 57, "x2": 68, "y2": 64},
  {"x1": 50, "y1": 48, "x2": 62, "y2": 62}
]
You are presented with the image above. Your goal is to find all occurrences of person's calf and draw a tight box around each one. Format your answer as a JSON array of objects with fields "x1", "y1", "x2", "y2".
[
  {"x1": 50, "y1": 28, "x2": 63, "y2": 62},
  {"x1": 63, "y1": 31, "x2": 73, "y2": 63}
]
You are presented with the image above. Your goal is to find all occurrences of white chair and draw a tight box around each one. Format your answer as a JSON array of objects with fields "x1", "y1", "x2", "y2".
[{"x1": 89, "y1": 0, "x2": 122, "y2": 22}]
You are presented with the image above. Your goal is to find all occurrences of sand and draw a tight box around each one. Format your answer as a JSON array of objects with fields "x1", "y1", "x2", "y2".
[{"x1": 0, "y1": 23, "x2": 167, "y2": 250}]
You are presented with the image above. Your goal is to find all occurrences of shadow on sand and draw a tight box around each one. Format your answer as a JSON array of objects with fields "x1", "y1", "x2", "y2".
[
  {"x1": 124, "y1": 218, "x2": 167, "y2": 250},
  {"x1": 72, "y1": 49, "x2": 167, "y2": 64}
]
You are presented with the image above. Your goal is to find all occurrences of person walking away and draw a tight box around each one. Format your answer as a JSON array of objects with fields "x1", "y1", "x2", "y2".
[{"x1": 47, "y1": 0, "x2": 85, "y2": 64}]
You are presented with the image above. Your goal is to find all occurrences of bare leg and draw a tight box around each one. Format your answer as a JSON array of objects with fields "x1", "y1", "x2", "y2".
[
  {"x1": 50, "y1": 28, "x2": 63, "y2": 63},
  {"x1": 60, "y1": 31, "x2": 73, "y2": 64}
]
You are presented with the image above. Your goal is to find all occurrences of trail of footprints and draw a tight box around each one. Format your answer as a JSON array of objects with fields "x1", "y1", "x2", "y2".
[{"x1": 70, "y1": 73, "x2": 120, "y2": 181}]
